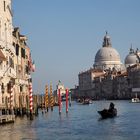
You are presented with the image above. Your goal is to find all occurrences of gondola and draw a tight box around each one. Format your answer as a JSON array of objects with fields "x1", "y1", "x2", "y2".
[{"x1": 98, "y1": 108, "x2": 117, "y2": 119}]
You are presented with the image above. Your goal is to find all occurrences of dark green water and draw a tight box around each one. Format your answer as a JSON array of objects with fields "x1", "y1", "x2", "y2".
[{"x1": 0, "y1": 100, "x2": 140, "y2": 140}]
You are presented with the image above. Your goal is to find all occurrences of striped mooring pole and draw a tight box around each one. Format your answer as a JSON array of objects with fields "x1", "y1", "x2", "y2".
[
  {"x1": 66, "y1": 89, "x2": 69, "y2": 113},
  {"x1": 58, "y1": 89, "x2": 62, "y2": 114},
  {"x1": 29, "y1": 83, "x2": 33, "y2": 119},
  {"x1": 45, "y1": 85, "x2": 49, "y2": 112},
  {"x1": 10, "y1": 84, "x2": 13, "y2": 114},
  {"x1": 50, "y1": 83, "x2": 54, "y2": 111}
]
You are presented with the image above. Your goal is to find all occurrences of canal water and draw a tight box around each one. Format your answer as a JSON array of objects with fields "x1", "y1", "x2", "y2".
[{"x1": 0, "y1": 100, "x2": 140, "y2": 140}]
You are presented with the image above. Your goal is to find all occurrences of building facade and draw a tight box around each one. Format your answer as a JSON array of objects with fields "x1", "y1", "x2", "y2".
[
  {"x1": 13, "y1": 27, "x2": 32, "y2": 110},
  {"x1": 0, "y1": 0, "x2": 16, "y2": 107},
  {"x1": 127, "y1": 64, "x2": 140, "y2": 97},
  {"x1": 0, "y1": 0, "x2": 34, "y2": 112}
]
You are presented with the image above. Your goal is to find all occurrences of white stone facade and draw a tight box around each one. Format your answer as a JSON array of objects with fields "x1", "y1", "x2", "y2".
[
  {"x1": 0, "y1": 0, "x2": 33, "y2": 110},
  {"x1": 0, "y1": 0, "x2": 15, "y2": 107}
]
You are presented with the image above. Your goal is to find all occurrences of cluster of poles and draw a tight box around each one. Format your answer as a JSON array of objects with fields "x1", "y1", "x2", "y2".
[
  {"x1": 44, "y1": 84, "x2": 71, "y2": 114},
  {"x1": 58, "y1": 88, "x2": 69, "y2": 114},
  {"x1": 45, "y1": 84, "x2": 54, "y2": 112},
  {"x1": 9, "y1": 81, "x2": 71, "y2": 120},
  {"x1": 8, "y1": 82, "x2": 34, "y2": 120}
]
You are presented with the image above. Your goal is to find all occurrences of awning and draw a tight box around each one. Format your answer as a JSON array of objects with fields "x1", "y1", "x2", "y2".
[{"x1": 0, "y1": 50, "x2": 6, "y2": 61}]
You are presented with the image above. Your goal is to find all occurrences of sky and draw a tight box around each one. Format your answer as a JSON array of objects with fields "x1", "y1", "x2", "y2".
[{"x1": 12, "y1": 0, "x2": 140, "y2": 94}]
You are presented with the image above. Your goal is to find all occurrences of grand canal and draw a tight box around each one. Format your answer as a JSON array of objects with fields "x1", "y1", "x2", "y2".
[{"x1": 0, "y1": 100, "x2": 140, "y2": 140}]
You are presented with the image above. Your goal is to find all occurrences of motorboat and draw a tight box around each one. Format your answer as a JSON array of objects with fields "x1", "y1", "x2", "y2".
[
  {"x1": 131, "y1": 93, "x2": 140, "y2": 103},
  {"x1": 83, "y1": 99, "x2": 93, "y2": 104},
  {"x1": 77, "y1": 98, "x2": 93, "y2": 105},
  {"x1": 131, "y1": 98, "x2": 140, "y2": 103}
]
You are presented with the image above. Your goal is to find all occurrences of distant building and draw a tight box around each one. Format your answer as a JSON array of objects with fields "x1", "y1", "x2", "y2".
[
  {"x1": 76, "y1": 33, "x2": 140, "y2": 99},
  {"x1": 78, "y1": 68, "x2": 104, "y2": 98},
  {"x1": 54, "y1": 80, "x2": 66, "y2": 101},
  {"x1": 127, "y1": 64, "x2": 140, "y2": 97}
]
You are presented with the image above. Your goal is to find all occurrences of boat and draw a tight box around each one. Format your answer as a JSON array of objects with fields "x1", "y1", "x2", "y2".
[
  {"x1": 98, "y1": 109, "x2": 117, "y2": 119},
  {"x1": 82, "y1": 99, "x2": 93, "y2": 104},
  {"x1": 77, "y1": 98, "x2": 93, "y2": 105},
  {"x1": 0, "y1": 107, "x2": 15, "y2": 124},
  {"x1": 98, "y1": 102, "x2": 117, "y2": 119},
  {"x1": 0, "y1": 114, "x2": 15, "y2": 124},
  {"x1": 131, "y1": 98, "x2": 140, "y2": 103},
  {"x1": 131, "y1": 93, "x2": 140, "y2": 103}
]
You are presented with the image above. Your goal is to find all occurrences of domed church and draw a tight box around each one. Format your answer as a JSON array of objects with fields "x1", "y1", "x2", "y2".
[
  {"x1": 94, "y1": 32, "x2": 122, "y2": 71},
  {"x1": 125, "y1": 47, "x2": 140, "y2": 68}
]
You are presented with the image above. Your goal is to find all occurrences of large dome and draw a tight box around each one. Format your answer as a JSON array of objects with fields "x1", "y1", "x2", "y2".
[
  {"x1": 95, "y1": 47, "x2": 121, "y2": 62},
  {"x1": 94, "y1": 32, "x2": 122, "y2": 70}
]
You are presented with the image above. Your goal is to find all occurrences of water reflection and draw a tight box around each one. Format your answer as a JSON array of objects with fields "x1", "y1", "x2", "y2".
[{"x1": 0, "y1": 101, "x2": 140, "y2": 140}]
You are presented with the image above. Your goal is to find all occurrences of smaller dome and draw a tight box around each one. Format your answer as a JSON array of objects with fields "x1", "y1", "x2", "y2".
[
  {"x1": 125, "y1": 53, "x2": 139, "y2": 66},
  {"x1": 125, "y1": 47, "x2": 140, "y2": 67}
]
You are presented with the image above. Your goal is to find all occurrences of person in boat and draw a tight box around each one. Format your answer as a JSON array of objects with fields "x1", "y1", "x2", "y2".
[
  {"x1": 98, "y1": 102, "x2": 117, "y2": 118},
  {"x1": 108, "y1": 102, "x2": 115, "y2": 112},
  {"x1": 101, "y1": 102, "x2": 115, "y2": 113},
  {"x1": 107, "y1": 102, "x2": 117, "y2": 116}
]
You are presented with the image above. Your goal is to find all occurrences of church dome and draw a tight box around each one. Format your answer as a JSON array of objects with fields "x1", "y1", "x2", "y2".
[
  {"x1": 95, "y1": 47, "x2": 121, "y2": 62},
  {"x1": 94, "y1": 32, "x2": 122, "y2": 70},
  {"x1": 125, "y1": 47, "x2": 139, "y2": 67}
]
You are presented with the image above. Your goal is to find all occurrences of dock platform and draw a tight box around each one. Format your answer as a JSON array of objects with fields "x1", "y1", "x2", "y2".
[{"x1": 0, "y1": 115, "x2": 15, "y2": 124}]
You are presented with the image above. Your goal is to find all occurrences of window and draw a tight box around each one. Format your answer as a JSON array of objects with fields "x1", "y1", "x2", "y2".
[
  {"x1": 20, "y1": 86, "x2": 23, "y2": 92},
  {"x1": 1, "y1": 83, "x2": 4, "y2": 94},
  {"x1": 21, "y1": 48, "x2": 25, "y2": 58},
  {"x1": 4, "y1": 1, "x2": 6, "y2": 12},
  {"x1": 16, "y1": 44, "x2": 19, "y2": 56},
  {"x1": 7, "y1": 83, "x2": 11, "y2": 93},
  {"x1": 25, "y1": 65, "x2": 29, "y2": 74},
  {"x1": 9, "y1": 57, "x2": 14, "y2": 68},
  {"x1": 2, "y1": 97, "x2": 4, "y2": 103}
]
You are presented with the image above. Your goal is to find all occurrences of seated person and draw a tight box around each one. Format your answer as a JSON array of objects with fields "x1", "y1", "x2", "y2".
[{"x1": 108, "y1": 102, "x2": 117, "y2": 116}]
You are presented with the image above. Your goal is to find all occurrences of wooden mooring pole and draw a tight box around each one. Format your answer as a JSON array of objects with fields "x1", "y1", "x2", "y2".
[
  {"x1": 50, "y1": 83, "x2": 54, "y2": 111},
  {"x1": 45, "y1": 85, "x2": 49, "y2": 112}
]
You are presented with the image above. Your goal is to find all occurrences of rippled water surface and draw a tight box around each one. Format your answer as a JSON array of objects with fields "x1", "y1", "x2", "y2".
[{"x1": 0, "y1": 100, "x2": 140, "y2": 140}]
